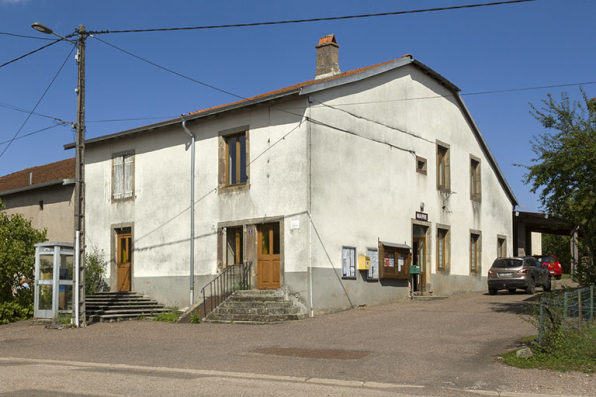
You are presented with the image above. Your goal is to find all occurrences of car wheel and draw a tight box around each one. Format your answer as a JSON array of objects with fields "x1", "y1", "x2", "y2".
[
  {"x1": 556, "y1": 275, "x2": 562, "y2": 280},
  {"x1": 544, "y1": 277, "x2": 552, "y2": 292},
  {"x1": 489, "y1": 287, "x2": 498, "y2": 295},
  {"x1": 526, "y1": 279, "x2": 536, "y2": 294},
  {"x1": 508, "y1": 289, "x2": 516, "y2": 294}
]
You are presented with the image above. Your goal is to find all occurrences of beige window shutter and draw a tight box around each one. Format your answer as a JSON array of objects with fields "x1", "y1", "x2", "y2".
[
  {"x1": 124, "y1": 154, "x2": 133, "y2": 198},
  {"x1": 113, "y1": 156, "x2": 123, "y2": 199}
]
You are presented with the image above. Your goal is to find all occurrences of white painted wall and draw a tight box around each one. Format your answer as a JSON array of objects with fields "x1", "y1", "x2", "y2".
[
  {"x1": 307, "y1": 64, "x2": 513, "y2": 295},
  {"x1": 84, "y1": 62, "x2": 514, "y2": 308}
]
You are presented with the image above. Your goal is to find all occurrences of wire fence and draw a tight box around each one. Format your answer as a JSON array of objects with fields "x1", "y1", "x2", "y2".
[{"x1": 538, "y1": 286, "x2": 596, "y2": 361}]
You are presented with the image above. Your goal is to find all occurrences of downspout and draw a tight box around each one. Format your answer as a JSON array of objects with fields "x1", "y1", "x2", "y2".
[{"x1": 182, "y1": 119, "x2": 195, "y2": 307}]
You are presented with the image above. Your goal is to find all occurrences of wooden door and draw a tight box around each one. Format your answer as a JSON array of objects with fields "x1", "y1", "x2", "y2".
[
  {"x1": 257, "y1": 223, "x2": 280, "y2": 290},
  {"x1": 117, "y1": 232, "x2": 132, "y2": 292}
]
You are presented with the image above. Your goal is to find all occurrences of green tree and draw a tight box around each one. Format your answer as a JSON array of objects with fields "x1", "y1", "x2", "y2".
[
  {"x1": 523, "y1": 90, "x2": 596, "y2": 285},
  {"x1": 0, "y1": 200, "x2": 47, "y2": 323}
]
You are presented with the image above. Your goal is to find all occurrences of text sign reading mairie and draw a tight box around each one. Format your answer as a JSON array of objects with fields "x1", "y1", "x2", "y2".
[{"x1": 415, "y1": 212, "x2": 428, "y2": 222}]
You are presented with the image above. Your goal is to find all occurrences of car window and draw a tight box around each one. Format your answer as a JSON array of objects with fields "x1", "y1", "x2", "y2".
[
  {"x1": 492, "y1": 259, "x2": 522, "y2": 268},
  {"x1": 537, "y1": 256, "x2": 555, "y2": 264}
]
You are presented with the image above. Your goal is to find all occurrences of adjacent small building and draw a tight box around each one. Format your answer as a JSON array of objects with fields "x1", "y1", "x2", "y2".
[
  {"x1": 71, "y1": 35, "x2": 517, "y2": 313},
  {"x1": 0, "y1": 158, "x2": 75, "y2": 243}
]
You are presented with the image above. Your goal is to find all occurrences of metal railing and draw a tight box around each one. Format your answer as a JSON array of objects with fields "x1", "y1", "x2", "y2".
[{"x1": 200, "y1": 262, "x2": 252, "y2": 320}]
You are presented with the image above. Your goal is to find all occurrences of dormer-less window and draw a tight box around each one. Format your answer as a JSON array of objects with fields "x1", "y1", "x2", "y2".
[
  {"x1": 436, "y1": 143, "x2": 450, "y2": 191},
  {"x1": 113, "y1": 153, "x2": 134, "y2": 200},
  {"x1": 225, "y1": 132, "x2": 248, "y2": 186}
]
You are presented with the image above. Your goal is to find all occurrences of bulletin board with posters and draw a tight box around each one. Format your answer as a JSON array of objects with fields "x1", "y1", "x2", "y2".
[{"x1": 379, "y1": 241, "x2": 411, "y2": 280}]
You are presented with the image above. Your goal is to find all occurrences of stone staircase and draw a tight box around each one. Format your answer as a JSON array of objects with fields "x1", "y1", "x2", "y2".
[
  {"x1": 205, "y1": 289, "x2": 307, "y2": 324},
  {"x1": 86, "y1": 291, "x2": 169, "y2": 323}
]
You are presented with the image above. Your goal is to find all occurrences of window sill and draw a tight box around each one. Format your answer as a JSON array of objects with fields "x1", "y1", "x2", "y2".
[{"x1": 218, "y1": 183, "x2": 250, "y2": 194}]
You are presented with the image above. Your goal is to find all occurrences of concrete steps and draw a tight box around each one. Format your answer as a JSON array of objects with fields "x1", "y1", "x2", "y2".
[
  {"x1": 205, "y1": 290, "x2": 307, "y2": 324},
  {"x1": 86, "y1": 291, "x2": 168, "y2": 323}
]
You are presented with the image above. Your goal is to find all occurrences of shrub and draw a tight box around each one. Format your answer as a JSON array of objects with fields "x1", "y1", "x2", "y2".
[{"x1": 85, "y1": 248, "x2": 109, "y2": 295}]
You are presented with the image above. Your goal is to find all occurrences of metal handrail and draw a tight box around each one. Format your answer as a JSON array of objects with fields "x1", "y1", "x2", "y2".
[{"x1": 200, "y1": 262, "x2": 252, "y2": 320}]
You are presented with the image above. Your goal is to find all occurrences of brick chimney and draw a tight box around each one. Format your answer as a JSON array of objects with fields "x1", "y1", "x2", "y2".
[{"x1": 315, "y1": 34, "x2": 340, "y2": 80}]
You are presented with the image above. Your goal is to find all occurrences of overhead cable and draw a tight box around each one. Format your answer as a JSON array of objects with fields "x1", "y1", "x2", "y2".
[
  {"x1": 0, "y1": 39, "x2": 62, "y2": 69},
  {"x1": 0, "y1": 46, "x2": 75, "y2": 159},
  {"x1": 92, "y1": 36, "x2": 245, "y2": 99},
  {"x1": 88, "y1": 1, "x2": 535, "y2": 35},
  {"x1": 0, "y1": 31, "x2": 55, "y2": 40},
  {"x1": 313, "y1": 99, "x2": 435, "y2": 144},
  {"x1": 0, "y1": 123, "x2": 66, "y2": 147}
]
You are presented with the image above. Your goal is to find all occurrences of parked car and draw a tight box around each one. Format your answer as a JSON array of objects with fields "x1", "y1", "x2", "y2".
[
  {"x1": 487, "y1": 256, "x2": 551, "y2": 295},
  {"x1": 533, "y1": 255, "x2": 563, "y2": 280}
]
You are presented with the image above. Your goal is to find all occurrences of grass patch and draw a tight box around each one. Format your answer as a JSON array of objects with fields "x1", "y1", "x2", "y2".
[
  {"x1": 561, "y1": 274, "x2": 572, "y2": 279},
  {"x1": 501, "y1": 333, "x2": 596, "y2": 373},
  {"x1": 154, "y1": 311, "x2": 182, "y2": 323}
]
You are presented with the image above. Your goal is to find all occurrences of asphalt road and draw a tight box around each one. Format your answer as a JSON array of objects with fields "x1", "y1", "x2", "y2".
[{"x1": 1, "y1": 279, "x2": 594, "y2": 396}]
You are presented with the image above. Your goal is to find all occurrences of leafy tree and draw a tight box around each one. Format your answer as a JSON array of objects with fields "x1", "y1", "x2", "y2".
[
  {"x1": 523, "y1": 90, "x2": 596, "y2": 285},
  {"x1": 0, "y1": 200, "x2": 47, "y2": 323}
]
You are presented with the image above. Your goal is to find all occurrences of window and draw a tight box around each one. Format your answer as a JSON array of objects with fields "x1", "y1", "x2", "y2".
[
  {"x1": 497, "y1": 236, "x2": 506, "y2": 258},
  {"x1": 39, "y1": 200, "x2": 44, "y2": 211},
  {"x1": 470, "y1": 232, "x2": 481, "y2": 273},
  {"x1": 470, "y1": 156, "x2": 481, "y2": 201},
  {"x1": 113, "y1": 153, "x2": 133, "y2": 200},
  {"x1": 342, "y1": 246, "x2": 356, "y2": 279},
  {"x1": 436, "y1": 143, "x2": 450, "y2": 191},
  {"x1": 437, "y1": 228, "x2": 449, "y2": 271},
  {"x1": 225, "y1": 132, "x2": 247, "y2": 186},
  {"x1": 416, "y1": 156, "x2": 427, "y2": 175}
]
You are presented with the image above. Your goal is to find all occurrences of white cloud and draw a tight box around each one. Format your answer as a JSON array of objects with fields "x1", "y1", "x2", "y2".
[{"x1": 1, "y1": 0, "x2": 31, "y2": 5}]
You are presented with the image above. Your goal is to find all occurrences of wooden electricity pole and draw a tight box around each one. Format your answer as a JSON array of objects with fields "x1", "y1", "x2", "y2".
[{"x1": 75, "y1": 25, "x2": 87, "y2": 327}]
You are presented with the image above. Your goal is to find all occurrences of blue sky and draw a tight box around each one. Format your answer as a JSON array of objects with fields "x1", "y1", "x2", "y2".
[{"x1": 0, "y1": 0, "x2": 594, "y2": 212}]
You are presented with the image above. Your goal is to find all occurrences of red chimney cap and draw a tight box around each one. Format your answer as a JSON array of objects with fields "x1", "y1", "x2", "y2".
[{"x1": 316, "y1": 34, "x2": 338, "y2": 47}]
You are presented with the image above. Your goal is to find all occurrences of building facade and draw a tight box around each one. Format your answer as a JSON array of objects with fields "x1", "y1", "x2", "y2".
[
  {"x1": 78, "y1": 35, "x2": 517, "y2": 313},
  {"x1": 0, "y1": 158, "x2": 75, "y2": 243}
]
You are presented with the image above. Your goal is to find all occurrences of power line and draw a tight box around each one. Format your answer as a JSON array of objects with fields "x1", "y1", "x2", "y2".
[
  {"x1": 0, "y1": 39, "x2": 62, "y2": 69},
  {"x1": 307, "y1": 81, "x2": 596, "y2": 108},
  {"x1": 0, "y1": 31, "x2": 55, "y2": 41},
  {"x1": 92, "y1": 36, "x2": 245, "y2": 99},
  {"x1": 89, "y1": 0, "x2": 535, "y2": 35},
  {"x1": 313, "y1": 98, "x2": 435, "y2": 144},
  {"x1": 0, "y1": 46, "x2": 75, "y2": 159},
  {"x1": 0, "y1": 123, "x2": 66, "y2": 147}
]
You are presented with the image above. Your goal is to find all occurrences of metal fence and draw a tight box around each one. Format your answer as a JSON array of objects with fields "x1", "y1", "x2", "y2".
[{"x1": 539, "y1": 285, "x2": 595, "y2": 346}]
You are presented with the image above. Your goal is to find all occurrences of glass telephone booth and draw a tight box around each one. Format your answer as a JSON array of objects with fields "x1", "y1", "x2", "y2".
[{"x1": 34, "y1": 243, "x2": 74, "y2": 321}]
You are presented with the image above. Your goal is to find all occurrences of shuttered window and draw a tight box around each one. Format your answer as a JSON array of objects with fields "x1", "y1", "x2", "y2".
[{"x1": 113, "y1": 154, "x2": 134, "y2": 200}]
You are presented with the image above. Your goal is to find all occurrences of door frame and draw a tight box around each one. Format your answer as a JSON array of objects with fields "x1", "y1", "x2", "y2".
[
  {"x1": 111, "y1": 223, "x2": 134, "y2": 292},
  {"x1": 217, "y1": 216, "x2": 284, "y2": 290},
  {"x1": 411, "y1": 219, "x2": 431, "y2": 292},
  {"x1": 257, "y1": 222, "x2": 282, "y2": 290}
]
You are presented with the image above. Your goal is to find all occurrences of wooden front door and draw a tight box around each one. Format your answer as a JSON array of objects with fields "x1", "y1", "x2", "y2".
[
  {"x1": 117, "y1": 231, "x2": 132, "y2": 292},
  {"x1": 257, "y1": 223, "x2": 281, "y2": 290}
]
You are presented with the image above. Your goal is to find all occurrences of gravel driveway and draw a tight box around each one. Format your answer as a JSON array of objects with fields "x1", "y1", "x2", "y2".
[{"x1": 1, "y1": 278, "x2": 594, "y2": 396}]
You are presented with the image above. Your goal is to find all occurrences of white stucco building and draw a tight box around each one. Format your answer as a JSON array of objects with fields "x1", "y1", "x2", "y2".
[{"x1": 74, "y1": 35, "x2": 517, "y2": 314}]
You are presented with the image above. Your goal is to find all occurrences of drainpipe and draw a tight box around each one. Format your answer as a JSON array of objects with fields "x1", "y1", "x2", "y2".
[{"x1": 182, "y1": 119, "x2": 195, "y2": 307}]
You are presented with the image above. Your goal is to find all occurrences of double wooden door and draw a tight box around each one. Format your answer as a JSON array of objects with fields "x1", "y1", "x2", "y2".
[
  {"x1": 257, "y1": 223, "x2": 280, "y2": 290},
  {"x1": 117, "y1": 231, "x2": 132, "y2": 292}
]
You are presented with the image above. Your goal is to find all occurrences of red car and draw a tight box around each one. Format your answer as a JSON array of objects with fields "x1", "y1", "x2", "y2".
[{"x1": 533, "y1": 255, "x2": 563, "y2": 280}]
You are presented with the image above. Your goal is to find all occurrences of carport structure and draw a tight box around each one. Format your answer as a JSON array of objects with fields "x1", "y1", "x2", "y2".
[{"x1": 513, "y1": 210, "x2": 580, "y2": 273}]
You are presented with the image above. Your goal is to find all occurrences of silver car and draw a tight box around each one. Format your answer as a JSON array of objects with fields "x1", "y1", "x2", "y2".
[{"x1": 487, "y1": 256, "x2": 551, "y2": 295}]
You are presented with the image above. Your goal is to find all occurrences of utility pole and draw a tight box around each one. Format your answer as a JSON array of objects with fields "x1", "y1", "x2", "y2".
[
  {"x1": 31, "y1": 22, "x2": 88, "y2": 327},
  {"x1": 75, "y1": 25, "x2": 87, "y2": 327}
]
